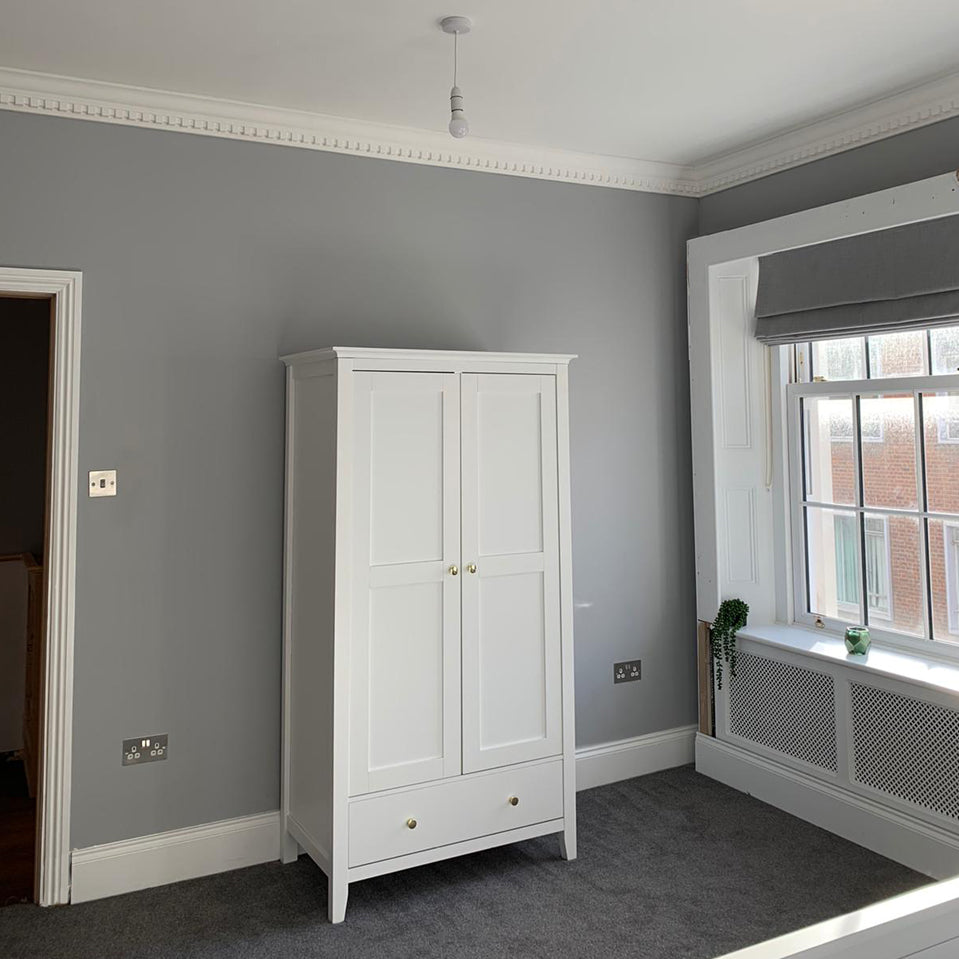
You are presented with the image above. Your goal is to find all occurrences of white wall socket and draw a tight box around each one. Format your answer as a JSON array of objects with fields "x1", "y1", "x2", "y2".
[{"x1": 88, "y1": 469, "x2": 117, "y2": 497}]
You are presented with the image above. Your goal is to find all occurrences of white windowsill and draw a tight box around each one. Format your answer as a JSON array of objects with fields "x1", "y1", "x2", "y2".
[{"x1": 737, "y1": 623, "x2": 959, "y2": 696}]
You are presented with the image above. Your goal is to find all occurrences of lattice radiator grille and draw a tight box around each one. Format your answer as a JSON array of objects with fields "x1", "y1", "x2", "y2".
[
  {"x1": 728, "y1": 652, "x2": 838, "y2": 771},
  {"x1": 850, "y1": 683, "x2": 959, "y2": 821}
]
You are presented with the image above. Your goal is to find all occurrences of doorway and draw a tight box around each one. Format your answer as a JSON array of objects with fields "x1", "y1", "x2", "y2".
[
  {"x1": 0, "y1": 295, "x2": 52, "y2": 905},
  {"x1": 0, "y1": 268, "x2": 80, "y2": 906}
]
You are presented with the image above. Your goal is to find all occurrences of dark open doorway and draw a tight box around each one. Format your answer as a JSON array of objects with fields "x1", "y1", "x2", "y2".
[{"x1": 0, "y1": 294, "x2": 52, "y2": 906}]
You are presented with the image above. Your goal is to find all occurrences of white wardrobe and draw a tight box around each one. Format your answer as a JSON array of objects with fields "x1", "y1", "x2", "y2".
[{"x1": 280, "y1": 347, "x2": 576, "y2": 923}]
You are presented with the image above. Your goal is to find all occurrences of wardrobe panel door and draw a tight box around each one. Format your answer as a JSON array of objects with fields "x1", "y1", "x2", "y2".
[
  {"x1": 350, "y1": 372, "x2": 461, "y2": 795},
  {"x1": 461, "y1": 373, "x2": 562, "y2": 772}
]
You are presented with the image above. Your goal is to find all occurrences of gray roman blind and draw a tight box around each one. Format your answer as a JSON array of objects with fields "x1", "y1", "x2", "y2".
[{"x1": 755, "y1": 214, "x2": 959, "y2": 345}]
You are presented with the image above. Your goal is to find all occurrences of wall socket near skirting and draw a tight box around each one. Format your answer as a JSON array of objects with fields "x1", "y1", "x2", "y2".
[
  {"x1": 614, "y1": 660, "x2": 641, "y2": 683},
  {"x1": 123, "y1": 734, "x2": 168, "y2": 766}
]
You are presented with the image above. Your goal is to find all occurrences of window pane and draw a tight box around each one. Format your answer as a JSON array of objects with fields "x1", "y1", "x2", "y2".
[
  {"x1": 931, "y1": 326, "x2": 959, "y2": 375},
  {"x1": 805, "y1": 506, "x2": 860, "y2": 622},
  {"x1": 867, "y1": 331, "x2": 928, "y2": 378},
  {"x1": 864, "y1": 513, "x2": 923, "y2": 637},
  {"x1": 923, "y1": 392, "x2": 959, "y2": 514},
  {"x1": 812, "y1": 337, "x2": 865, "y2": 381},
  {"x1": 802, "y1": 396, "x2": 856, "y2": 505},
  {"x1": 929, "y1": 519, "x2": 959, "y2": 643},
  {"x1": 861, "y1": 394, "x2": 918, "y2": 510}
]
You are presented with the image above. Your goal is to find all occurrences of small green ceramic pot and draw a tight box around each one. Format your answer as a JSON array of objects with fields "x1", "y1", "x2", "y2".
[{"x1": 844, "y1": 625, "x2": 871, "y2": 655}]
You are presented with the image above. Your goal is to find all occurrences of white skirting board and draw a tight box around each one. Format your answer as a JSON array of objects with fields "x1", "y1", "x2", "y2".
[
  {"x1": 696, "y1": 734, "x2": 959, "y2": 881},
  {"x1": 575, "y1": 724, "x2": 697, "y2": 791},
  {"x1": 70, "y1": 811, "x2": 281, "y2": 904},
  {"x1": 69, "y1": 726, "x2": 696, "y2": 904}
]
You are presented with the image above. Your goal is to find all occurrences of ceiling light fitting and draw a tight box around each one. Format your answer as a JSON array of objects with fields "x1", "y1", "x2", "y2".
[{"x1": 440, "y1": 16, "x2": 471, "y2": 139}]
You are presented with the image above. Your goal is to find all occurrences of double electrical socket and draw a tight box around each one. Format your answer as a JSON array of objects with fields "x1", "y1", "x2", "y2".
[
  {"x1": 614, "y1": 660, "x2": 642, "y2": 684},
  {"x1": 123, "y1": 734, "x2": 168, "y2": 766}
]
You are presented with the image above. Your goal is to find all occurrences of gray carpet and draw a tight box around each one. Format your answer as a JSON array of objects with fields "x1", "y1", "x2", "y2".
[{"x1": 0, "y1": 766, "x2": 931, "y2": 959}]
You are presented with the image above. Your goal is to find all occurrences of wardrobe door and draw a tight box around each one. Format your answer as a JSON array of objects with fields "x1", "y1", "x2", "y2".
[
  {"x1": 349, "y1": 371, "x2": 462, "y2": 794},
  {"x1": 461, "y1": 373, "x2": 563, "y2": 773}
]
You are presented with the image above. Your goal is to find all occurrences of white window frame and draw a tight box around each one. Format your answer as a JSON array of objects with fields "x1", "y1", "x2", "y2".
[{"x1": 788, "y1": 372, "x2": 959, "y2": 652}]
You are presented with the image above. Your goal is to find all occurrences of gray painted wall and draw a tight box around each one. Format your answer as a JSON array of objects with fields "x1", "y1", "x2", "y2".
[
  {"x1": 0, "y1": 296, "x2": 50, "y2": 558},
  {"x1": 0, "y1": 109, "x2": 698, "y2": 847},
  {"x1": 699, "y1": 115, "x2": 959, "y2": 234}
]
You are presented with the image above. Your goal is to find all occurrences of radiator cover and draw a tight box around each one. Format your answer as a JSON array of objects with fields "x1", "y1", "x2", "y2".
[
  {"x1": 728, "y1": 651, "x2": 838, "y2": 772},
  {"x1": 718, "y1": 639, "x2": 959, "y2": 831},
  {"x1": 850, "y1": 682, "x2": 959, "y2": 821}
]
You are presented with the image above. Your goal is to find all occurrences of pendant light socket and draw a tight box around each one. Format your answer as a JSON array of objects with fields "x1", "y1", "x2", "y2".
[
  {"x1": 440, "y1": 16, "x2": 472, "y2": 138},
  {"x1": 440, "y1": 16, "x2": 471, "y2": 35}
]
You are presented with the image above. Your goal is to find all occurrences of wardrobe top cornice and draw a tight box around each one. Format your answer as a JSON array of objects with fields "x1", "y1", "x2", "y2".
[{"x1": 280, "y1": 347, "x2": 577, "y2": 367}]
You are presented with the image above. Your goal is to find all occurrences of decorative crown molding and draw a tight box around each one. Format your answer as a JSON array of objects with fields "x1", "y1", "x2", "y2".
[
  {"x1": 692, "y1": 69, "x2": 959, "y2": 195},
  {"x1": 3, "y1": 65, "x2": 959, "y2": 197},
  {"x1": 0, "y1": 67, "x2": 698, "y2": 197}
]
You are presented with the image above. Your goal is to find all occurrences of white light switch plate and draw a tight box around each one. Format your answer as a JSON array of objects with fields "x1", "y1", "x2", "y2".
[{"x1": 88, "y1": 469, "x2": 117, "y2": 497}]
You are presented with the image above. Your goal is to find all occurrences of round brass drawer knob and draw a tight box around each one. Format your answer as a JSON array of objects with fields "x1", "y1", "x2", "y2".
[
  {"x1": 467, "y1": 563, "x2": 477, "y2": 574},
  {"x1": 449, "y1": 565, "x2": 459, "y2": 576},
  {"x1": 508, "y1": 796, "x2": 519, "y2": 807},
  {"x1": 406, "y1": 818, "x2": 417, "y2": 829}
]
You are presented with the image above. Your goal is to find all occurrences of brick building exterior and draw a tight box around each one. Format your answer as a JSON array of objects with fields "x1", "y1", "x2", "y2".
[{"x1": 811, "y1": 333, "x2": 959, "y2": 642}]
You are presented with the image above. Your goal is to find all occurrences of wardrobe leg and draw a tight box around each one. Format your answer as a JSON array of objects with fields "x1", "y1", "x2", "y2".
[
  {"x1": 559, "y1": 824, "x2": 577, "y2": 861},
  {"x1": 328, "y1": 875, "x2": 349, "y2": 924}
]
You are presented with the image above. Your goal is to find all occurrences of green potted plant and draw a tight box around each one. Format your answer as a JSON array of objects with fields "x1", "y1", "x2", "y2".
[{"x1": 711, "y1": 598, "x2": 749, "y2": 690}]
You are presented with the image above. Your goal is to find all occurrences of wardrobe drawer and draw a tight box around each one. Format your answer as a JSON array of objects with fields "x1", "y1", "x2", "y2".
[{"x1": 348, "y1": 759, "x2": 563, "y2": 867}]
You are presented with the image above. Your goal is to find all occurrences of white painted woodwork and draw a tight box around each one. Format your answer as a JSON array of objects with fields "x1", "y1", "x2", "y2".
[
  {"x1": 71, "y1": 812, "x2": 280, "y2": 905},
  {"x1": 349, "y1": 371, "x2": 461, "y2": 794},
  {"x1": 348, "y1": 759, "x2": 563, "y2": 867},
  {"x1": 281, "y1": 347, "x2": 576, "y2": 923},
  {"x1": 696, "y1": 256, "x2": 777, "y2": 623},
  {"x1": 284, "y1": 362, "x2": 337, "y2": 869},
  {"x1": 461, "y1": 373, "x2": 562, "y2": 772},
  {"x1": 0, "y1": 268, "x2": 81, "y2": 907}
]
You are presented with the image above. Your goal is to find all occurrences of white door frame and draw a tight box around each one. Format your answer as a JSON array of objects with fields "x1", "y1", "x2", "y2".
[{"x1": 0, "y1": 267, "x2": 81, "y2": 906}]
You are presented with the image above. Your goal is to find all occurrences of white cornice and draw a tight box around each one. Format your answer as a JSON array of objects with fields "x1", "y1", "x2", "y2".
[
  {"x1": 3, "y1": 65, "x2": 959, "y2": 198},
  {"x1": 0, "y1": 67, "x2": 698, "y2": 197},
  {"x1": 692, "y1": 69, "x2": 959, "y2": 195}
]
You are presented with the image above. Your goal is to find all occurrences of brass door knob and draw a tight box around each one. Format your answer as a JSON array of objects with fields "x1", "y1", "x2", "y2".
[
  {"x1": 406, "y1": 818, "x2": 417, "y2": 829},
  {"x1": 467, "y1": 563, "x2": 477, "y2": 574},
  {"x1": 508, "y1": 796, "x2": 519, "y2": 807},
  {"x1": 449, "y1": 565, "x2": 459, "y2": 576}
]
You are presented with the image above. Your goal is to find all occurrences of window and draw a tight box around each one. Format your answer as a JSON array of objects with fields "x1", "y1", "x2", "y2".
[
  {"x1": 864, "y1": 516, "x2": 891, "y2": 618},
  {"x1": 791, "y1": 324, "x2": 959, "y2": 648},
  {"x1": 832, "y1": 515, "x2": 890, "y2": 618},
  {"x1": 939, "y1": 411, "x2": 959, "y2": 444},
  {"x1": 813, "y1": 337, "x2": 865, "y2": 381},
  {"x1": 834, "y1": 514, "x2": 859, "y2": 607},
  {"x1": 947, "y1": 524, "x2": 959, "y2": 636}
]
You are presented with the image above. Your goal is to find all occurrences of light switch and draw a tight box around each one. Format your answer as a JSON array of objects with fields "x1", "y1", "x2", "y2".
[{"x1": 88, "y1": 469, "x2": 117, "y2": 497}]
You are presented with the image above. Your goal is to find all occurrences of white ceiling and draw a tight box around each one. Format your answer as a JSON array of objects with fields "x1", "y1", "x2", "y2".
[{"x1": 3, "y1": 0, "x2": 959, "y2": 168}]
